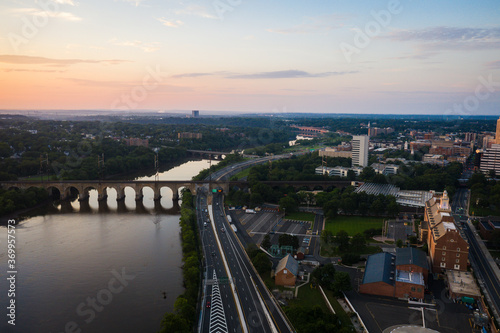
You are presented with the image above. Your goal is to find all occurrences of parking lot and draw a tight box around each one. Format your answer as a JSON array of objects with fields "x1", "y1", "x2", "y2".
[{"x1": 230, "y1": 210, "x2": 313, "y2": 248}]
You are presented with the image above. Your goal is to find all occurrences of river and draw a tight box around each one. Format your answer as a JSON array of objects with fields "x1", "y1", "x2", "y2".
[{"x1": 0, "y1": 159, "x2": 218, "y2": 333}]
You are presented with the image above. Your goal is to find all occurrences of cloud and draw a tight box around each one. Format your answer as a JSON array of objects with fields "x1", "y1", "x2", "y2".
[
  {"x1": 157, "y1": 18, "x2": 184, "y2": 28},
  {"x1": 10, "y1": 7, "x2": 81, "y2": 21},
  {"x1": 385, "y1": 26, "x2": 500, "y2": 52},
  {"x1": 51, "y1": 0, "x2": 77, "y2": 5},
  {"x1": 172, "y1": 72, "x2": 216, "y2": 78},
  {"x1": 0, "y1": 55, "x2": 129, "y2": 66},
  {"x1": 267, "y1": 14, "x2": 344, "y2": 34},
  {"x1": 61, "y1": 77, "x2": 192, "y2": 92},
  {"x1": 174, "y1": 4, "x2": 217, "y2": 19},
  {"x1": 2, "y1": 68, "x2": 66, "y2": 73},
  {"x1": 485, "y1": 60, "x2": 500, "y2": 69},
  {"x1": 172, "y1": 70, "x2": 357, "y2": 79},
  {"x1": 109, "y1": 39, "x2": 160, "y2": 52},
  {"x1": 226, "y1": 70, "x2": 357, "y2": 79},
  {"x1": 116, "y1": 0, "x2": 147, "y2": 6}
]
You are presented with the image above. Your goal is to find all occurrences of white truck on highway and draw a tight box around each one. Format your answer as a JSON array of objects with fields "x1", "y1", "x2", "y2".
[
  {"x1": 230, "y1": 224, "x2": 237, "y2": 233},
  {"x1": 245, "y1": 209, "x2": 256, "y2": 214},
  {"x1": 227, "y1": 215, "x2": 232, "y2": 223}
]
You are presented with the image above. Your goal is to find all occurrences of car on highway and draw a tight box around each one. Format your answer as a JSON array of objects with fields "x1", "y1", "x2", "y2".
[
  {"x1": 221, "y1": 228, "x2": 225, "y2": 233},
  {"x1": 206, "y1": 300, "x2": 211, "y2": 308}
]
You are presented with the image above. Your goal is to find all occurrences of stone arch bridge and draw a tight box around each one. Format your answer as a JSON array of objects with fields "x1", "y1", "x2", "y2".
[{"x1": 0, "y1": 180, "x2": 351, "y2": 201}]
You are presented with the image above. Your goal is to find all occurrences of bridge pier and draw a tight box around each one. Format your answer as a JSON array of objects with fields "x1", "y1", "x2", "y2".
[
  {"x1": 135, "y1": 188, "x2": 143, "y2": 201},
  {"x1": 98, "y1": 188, "x2": 108, "y2": 201},
  {"x1": 172, "y1": 191, "x2": 179, "y2": 201},
  {"x1": 78, "y1": 190, "x2": 89, "y2": 201},
  {"x1": 154, "y1": 188, "x2": 161, "y2": 201},
  {"x1": 116, "y1": 188, "x2": 126, "y2": 201}
]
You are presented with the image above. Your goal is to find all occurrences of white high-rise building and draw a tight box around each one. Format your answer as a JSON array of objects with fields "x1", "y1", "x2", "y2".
[{"x1": 352, "y1": 135, "x2": 369, "y2": 167}]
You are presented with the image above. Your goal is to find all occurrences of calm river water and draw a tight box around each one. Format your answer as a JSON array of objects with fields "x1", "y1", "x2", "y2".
[{"x1": 0, "y1": 159, "x2": 218, "y2": 333}]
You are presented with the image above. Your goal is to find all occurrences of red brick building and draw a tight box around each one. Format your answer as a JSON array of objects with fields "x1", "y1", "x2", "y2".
[
  {"x1": 360, "y1": 248, "x2": 429, "y2": 299},
  {"x1": 275, "y1": 254, "x2": 298, "y2": 286},
  {"x1": 421, "y1": 191, "x2": 469, "y2": 272}
]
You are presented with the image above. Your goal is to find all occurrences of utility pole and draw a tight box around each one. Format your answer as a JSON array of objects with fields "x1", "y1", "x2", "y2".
[
  {"x1": 97, "y1": 153, "x2": 105, "y2": 183},
  {"x1": 40, "y1": 153, "x2": 49, "y2": 183},
  {"x1": 154, "y1": 148, "x2": 159, "y2": 182}
]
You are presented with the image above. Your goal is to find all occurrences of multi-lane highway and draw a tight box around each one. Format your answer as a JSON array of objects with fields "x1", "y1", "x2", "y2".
[
  {"x1": 211, "y1": 193, "x2": 293, "y2": 332},
  {"x1": 452, "y1": 188, "x2": 500, "y2": 318},
  {"x1": 198, "y1": 154, "x2": 295, "y2": 332}
]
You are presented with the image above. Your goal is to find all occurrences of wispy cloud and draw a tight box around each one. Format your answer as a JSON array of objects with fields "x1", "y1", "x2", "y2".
[
  {"x1": 157, "y1": 18, "x2": 184, "y2": 28},
  {"x1": 172, "y1": 70, "x2": 357, "y2": 79},
  {"x1": 109, "y1": 39, "x2": 160, "y2": 52},
  {"x1": 485, "y1": 60, "x2": 500, "y2": 69},
  {"x1": 173, "y1": 4, "x2": 217, "y2": 19},
  {"x1": 172, "y1": 72, "x2": 217, "y2": 78},
  {"x1": 0, "y1": 55, "x2": 129, "y2": 66},
  {"x1": 51, "y1": 0, "x2": 78, "y2": 6},
  {"x1": 385, "y1": 26, "x2": 500, "y2": 52},
  {"x1": 226, "y1": 70, "x2": 357, "y2": 79},
  {"x1": 267, "y1": 14, "x2": 344, "y2": 34},
  {"x1": 10, "y1": 7, "x2": 81, "y2": 21},
  {"x1": 2, "y1": 68, "x2": 66, "y2": 73},
  {"x1": 116, "y1": 0, "x2": 147, "y2": 7}
]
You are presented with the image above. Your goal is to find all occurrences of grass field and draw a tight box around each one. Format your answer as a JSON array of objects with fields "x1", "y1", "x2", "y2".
[
  {"x1": 288, "y1": 283, "x2": 329, "y2": 313},
  {"x1": 234, "y1": 167, "x2": 251, "y2": 179},
  {"x1": 325, "y1": 216, "x2": 384, "y2": 236},
  {"x1": 285, "y1": 212, "x2": 315, "y2": 222}
]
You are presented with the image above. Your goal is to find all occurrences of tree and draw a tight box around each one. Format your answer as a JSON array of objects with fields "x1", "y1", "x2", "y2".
[
  {"x1": 335, "y1": 230, "x2": 350, "y2": 252},
  {"x1": 252, "y1": 252, "x2": 271, "y2": 274},
  {"x1": 279, "y1": 196, "x2": 298, "y2": 214},
  {"x1": 396, "y1": 239, "x2": 404, "y2": 248},
  {"x1": 341, "y1": 253, "x2": 360, "y2": 265},
  {"x1": 350, "y1": 233, "x2": 366, "y2": 252},
  {"x1": 321, "y1": 230, "x2": 333, "y2": 244},
  {"x1": 311, "y1": 264, "x2": 336, "y2": 289},
  {"x1": 261, "y1": 234, "x2": 271, "y2": 250},
  {"x1": 333, "y1": 271, "x2": 352, "y2": 294}
]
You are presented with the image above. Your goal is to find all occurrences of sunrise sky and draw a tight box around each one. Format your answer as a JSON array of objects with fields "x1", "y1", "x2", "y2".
[{"x1": 0, "y1": 0, "x2": 499, "y2": 114}]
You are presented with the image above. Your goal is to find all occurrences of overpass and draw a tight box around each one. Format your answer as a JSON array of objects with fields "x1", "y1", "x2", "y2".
[
  {"x1": 187, "y1": 149, "x2": 231, "y2": 158},
  {"x1": 0, "y1": 179, "x2": 351, "y2": 202}
]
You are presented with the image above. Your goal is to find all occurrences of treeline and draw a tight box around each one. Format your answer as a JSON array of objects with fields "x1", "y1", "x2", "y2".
[
  {"x1": 159, "y1": 190, "x2": 200, "y2": 333},
  {"x1": 469, "y1": 173, "x2": 500, "y2": 216},
  {"x1": 0, "y1": 187, "x2": 48, "y2": 216}
]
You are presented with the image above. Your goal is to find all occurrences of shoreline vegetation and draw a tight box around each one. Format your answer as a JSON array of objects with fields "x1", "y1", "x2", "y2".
[{"x1": 158, "y1": 190, "x2": 201, "y2": 333}]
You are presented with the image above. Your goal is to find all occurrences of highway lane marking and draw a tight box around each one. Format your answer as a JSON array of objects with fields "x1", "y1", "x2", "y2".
[{"x1": 209, "y1": 271, "x2": 229, "y2": 333}]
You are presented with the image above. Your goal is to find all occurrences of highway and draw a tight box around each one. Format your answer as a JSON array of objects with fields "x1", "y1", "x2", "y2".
[
  {"x1": 212, "y1": 193, "x2": 293, "y2": 332},
  {"x1": 452, "y1": 188, "x2": 500, "y2": 317},
  {"x1": 197, "y1": 190, "x2": 243, "y2": 333},
  {"x1": 198, "y1": 154, "x2": 295, "y2": 332}
]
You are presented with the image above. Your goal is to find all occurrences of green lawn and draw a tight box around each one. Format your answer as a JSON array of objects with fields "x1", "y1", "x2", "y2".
[
  {"x1": 325, "y1": 216, "x2": 384, "y2": 236},
  {"x1": 288, "y1": 283, "x2": 329, "y2": 313},
  {"x1": 234, "y1": 167, "x2": 251, "y2": 179},
  {"x1": 470, "y1": 206, "x2": 500, "y2": 217},
  {"x1": 286, "y1": 212, "x2": 315, "y2": 222}
]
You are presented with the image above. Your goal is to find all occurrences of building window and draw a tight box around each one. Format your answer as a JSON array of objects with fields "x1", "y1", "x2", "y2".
[
  {"x1": 456, "y1": 259, "x2": 460, "y2": 263},
  {"x1": 457, "y1": 248, "x2": 460, "y2": 251},
  {"x1": 442, "y1": 251, "x2": 446, "y2": 256},
  {"x1": 456, "y1": 253, "x2": 460, "y2": 257},
  {"x1": 411, "y1": 287, "x2": 416, "y2": 292},
  {"x1": 442, "y1": 257, "x2": 446, "y2": 261},
  {"x1": 450, "y1": 239, "x2": 454, "y2": 242},
  {"x1": 443, "y1": 246, "x2": 446, "y2": 250},
  {"x1": 454, "y1": 264, "x2": 460, "y2": 270},
  {"x1": 440, "y1": 262, "x2": 446, "y2": 268},
  {"x1": 417, "y1": 288, "x2": 422, "y2": 293}
]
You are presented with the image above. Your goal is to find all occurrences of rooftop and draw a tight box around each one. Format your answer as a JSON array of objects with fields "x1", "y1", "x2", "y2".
[
  {"x1": 446, "y1": 270, "x2": 481, "y2": 298},
  {"x1": 396, "y1": 270, "x2": 424, "y2": 286},
  {"x1": 362, "y1": 252, "x2": 395, "y2": 286},
  {"x1": 276, "y1": 254, "x2": 299, "y2": 276},
  {"x1": 395, "y1": 247, "x2": 429, "y2": 270}
]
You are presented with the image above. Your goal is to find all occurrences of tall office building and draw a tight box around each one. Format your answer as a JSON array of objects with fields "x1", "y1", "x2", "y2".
[
  {"x1": 192, "y1": 110, "x2": 199, "y2": 118},
  {"x1": 480, "y1": 144, "x2": 500, "y2": 175},
  {"x1": 352, "y1": 135, "x2": 369, "y2": 167},
  {"x1": 496, "y1": 117, "x2": 500, "y2": 144}
]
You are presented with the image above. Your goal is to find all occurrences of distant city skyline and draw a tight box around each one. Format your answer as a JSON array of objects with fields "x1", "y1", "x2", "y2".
[{"x1": 0, "y1": 0, "x2": 499, "y2": 114}]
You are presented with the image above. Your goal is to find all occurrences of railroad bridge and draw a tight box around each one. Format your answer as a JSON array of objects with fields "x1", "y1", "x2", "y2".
[{"x1": 0, "y1": 180, "x2": 351, "y2": 201}]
